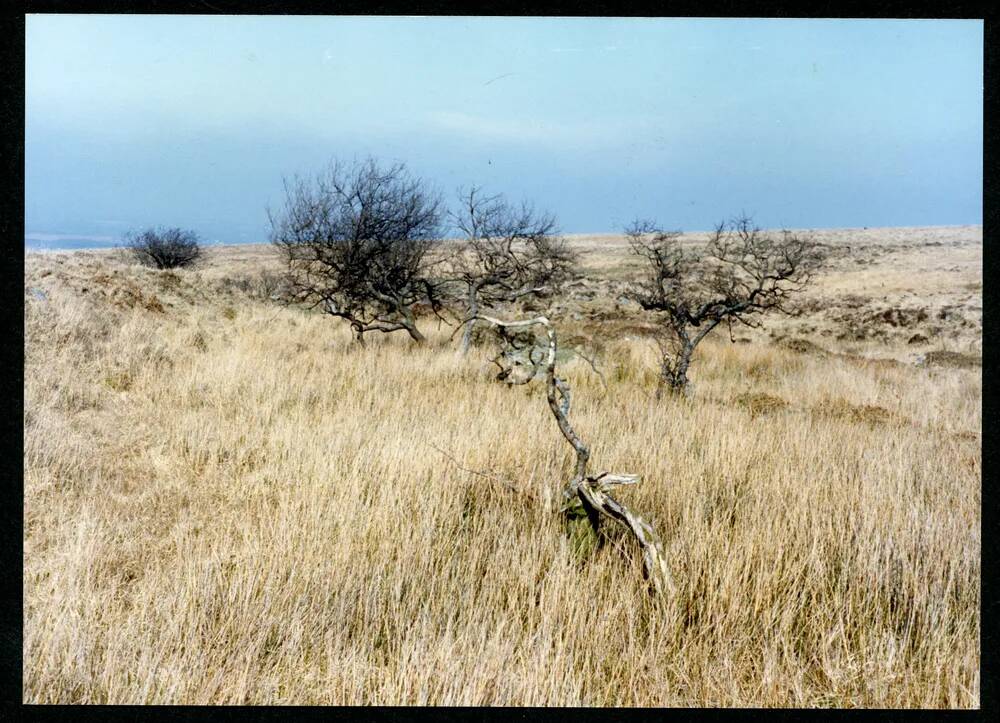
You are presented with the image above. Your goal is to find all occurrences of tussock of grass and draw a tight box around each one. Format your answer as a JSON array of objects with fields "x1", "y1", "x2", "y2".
[
  {"x1": 811, "y1": 398, "x2": 898, "y2": 426},
  {"x1": 23, "y1": 248, "x2": 980, "y2": 706},
  {"x1": 776, "y1": 337, "x2": 829, "y2": 356},
  {"x1": 733, "y1": 392, "x2": 788, "y2": 417},
  {"x1": 922, "y1": 350, "x2": 982, "y2": 370}
]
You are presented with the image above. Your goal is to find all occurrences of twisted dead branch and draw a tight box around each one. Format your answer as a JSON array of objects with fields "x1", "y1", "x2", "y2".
[{"x1": 472, "y1": 314, "x2": 674, "y2": 596}]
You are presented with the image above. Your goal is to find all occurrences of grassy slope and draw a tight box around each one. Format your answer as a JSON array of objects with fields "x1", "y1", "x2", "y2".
[{"x1": 23, "y1": 229, "x2": 981, "y2": 705}]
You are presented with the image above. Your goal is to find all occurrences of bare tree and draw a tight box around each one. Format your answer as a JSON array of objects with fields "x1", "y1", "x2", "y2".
[
  {"x1": 450, "y1": 186, "x2": 576, "y2": 354},
  {"x1": 124, "y1": 227, "x2": 203, "y2": 269},
  {"x1": 269, "y1": 157, "x2": 445, "y2": 345},
  {"x1": 627, "y1": 214, "x2": 826, "y2": 396},
  {"x1": 468, "y1": 313, "x2": 673, "y2": 595}
]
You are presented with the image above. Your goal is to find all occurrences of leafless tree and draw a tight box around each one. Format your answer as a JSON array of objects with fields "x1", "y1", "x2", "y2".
[
  {"x1": 269, "y1": 157, "x2": 446, "y2": 345},
  {"x1": 627, "y1": 214, "x2": 826, "y2": 396},
  {"x1": 124, "y1": 227, "x2": 202, "y2": 269},
  {"x1": 450, "y1": 186, "x2": 576, "y2": 354},
  {"x1": 468, "y1": 313, "x2": 673, "y2": 595}
]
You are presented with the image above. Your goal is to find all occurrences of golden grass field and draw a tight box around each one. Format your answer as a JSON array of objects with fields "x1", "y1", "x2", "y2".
[{"x1": 23, "y1": 226, "x2": 981, "y2": 706}]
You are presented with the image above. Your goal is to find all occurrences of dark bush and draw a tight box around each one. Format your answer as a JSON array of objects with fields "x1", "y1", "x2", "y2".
[
  {"x1": 270, "y1": 156, "x2": 445, "y2": 345},
  {"x1": 124, "y1": 227, "x2": 203, "y2": 269}
]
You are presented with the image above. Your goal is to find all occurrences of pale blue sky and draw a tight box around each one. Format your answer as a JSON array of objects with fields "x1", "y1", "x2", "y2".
[{"x1": 25, "y1": 16, "x2": 983, "y2": 247}]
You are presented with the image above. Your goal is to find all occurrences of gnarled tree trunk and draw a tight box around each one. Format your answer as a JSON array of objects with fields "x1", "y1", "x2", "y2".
[
  {"x1": 399, "y1": 305, "x2": 426, "y2": 344},
  {"x1": 473, "y1": 314, "x2": 674, "y2": 596},
  {"x1": 351, "y1": 322, "x2": 366, "y2": 346},
  {"x1": 658, "y1": 343, "x2": 692, "y2": 398},
  {"x1": 405, "y1": 323, "x2": 427, "y2": 344}
]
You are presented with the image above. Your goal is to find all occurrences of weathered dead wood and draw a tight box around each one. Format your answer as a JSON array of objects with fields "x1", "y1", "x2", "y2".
[{"x1": 472, "y1": 313, "x2": 674, "y2": 596}]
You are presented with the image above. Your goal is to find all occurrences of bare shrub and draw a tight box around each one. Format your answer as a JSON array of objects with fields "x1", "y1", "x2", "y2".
[
  {"x1": 450, "y1": 186, "x2": 576, "y2": 353},
  {"x1": 124, "y1": 227, "x2": 203, "y2": 269},
  {"x1": 627, "y1": 214, "x2": 826, "y2": 396},
  {"x1": 269, "y1": 157, "x2": 445, "y2": 345}
]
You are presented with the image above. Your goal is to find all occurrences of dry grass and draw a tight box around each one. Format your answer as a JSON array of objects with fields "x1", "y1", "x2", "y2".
[{"x1": 23, "y1": 228, "x2": 981, "y2": 706}]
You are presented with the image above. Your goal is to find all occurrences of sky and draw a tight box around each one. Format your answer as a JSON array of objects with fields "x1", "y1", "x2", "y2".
[{"x1": 25, "y1": 16, "x2": 983, "y2": 247}]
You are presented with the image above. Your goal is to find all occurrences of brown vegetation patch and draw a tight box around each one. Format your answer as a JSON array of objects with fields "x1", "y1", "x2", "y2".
[
  {"x1": 115, "y1": 284, "x2": 165, "y2": 313},
  {"x1": 952, "y1": 430, "x2": 980, "y2": 442},
  {"x1": 813, "y1": 398, "x2": 897, "y2": 426},
  {"x1": 733, "y1": 391, "x2": 788, "y2": 417},
  {"x1": 157, "y1": 271, "x2": 182, "y2": 289},
  {"x1": 188, "y1": 330, "x2": 209, "y2": 352},
  {"x1": 922, "y1": 351, "x2": 981, "y2": 370},
  {"x1": 830, "y1": 304, "x2": 935, "y2": 343},
  {"x1": 866, "y1": 307, "x2": 929, "y2": 328},
  {"x1": 745, "y1": 359, "x2": 775, "y2": 381},
  {"x1": 776, "y1": 337, "x2": 828, "y2": 356},
  {"x1": 835, "y1": 325, "x2": 876, "y2": 342},
  {"x1": 842, "y1": 354, "x2": 906, "y2": 371},
  {"x1": 103, "y1": 372, "x2": 133, "y2": 392},
  {"x1": 87, "y1": 273, "x2": 166, "y2": 313}
]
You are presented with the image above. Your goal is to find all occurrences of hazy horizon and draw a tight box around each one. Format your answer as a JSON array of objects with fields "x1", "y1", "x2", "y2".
[{"x1": 25, "y1": 16, "x2": 983, "y2": 249}]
